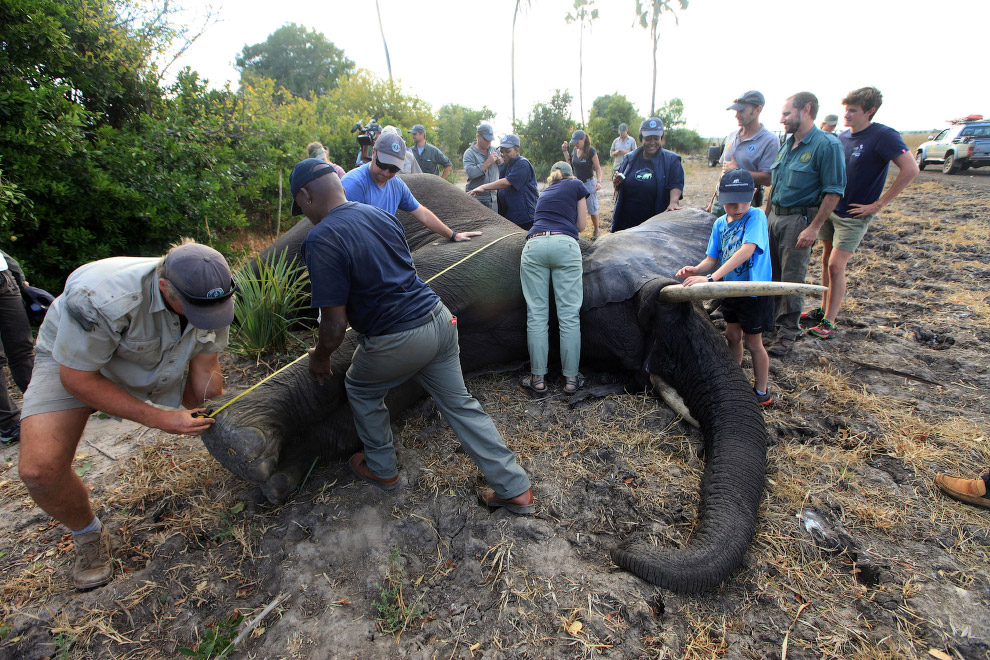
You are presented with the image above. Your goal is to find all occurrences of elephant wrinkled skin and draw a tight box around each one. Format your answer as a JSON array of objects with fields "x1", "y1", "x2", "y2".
[{"x1": 202, "y1": 174, "x2": 768, "y2": 593}]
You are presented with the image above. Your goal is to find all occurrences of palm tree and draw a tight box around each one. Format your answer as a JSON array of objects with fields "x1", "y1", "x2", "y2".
[
  {"x1": 635, "y1": 0, "x2": 688, "y2": 116},
  {"x1": 376, "y1": 0, "x2": 392, "y2": 82},
  {"x1": 512, "y1": 0, "x2": 532, "y2": 126},
  {"x1": 565, "y1": 0, "x2": 598, "y2": 127}
]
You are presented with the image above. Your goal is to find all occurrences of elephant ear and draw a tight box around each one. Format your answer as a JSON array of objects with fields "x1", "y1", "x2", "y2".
[{"x1": 581, "y1": 209, "x2": 715, "y2": 313}]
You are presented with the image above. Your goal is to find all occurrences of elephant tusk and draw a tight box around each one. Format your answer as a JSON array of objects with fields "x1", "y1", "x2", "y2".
[
  {"x1": 657, "y1": 281, "x2": 828, "y2": 302},
  {"x1": 649, "y1": 375, "x2": 699, "y2": 429}
]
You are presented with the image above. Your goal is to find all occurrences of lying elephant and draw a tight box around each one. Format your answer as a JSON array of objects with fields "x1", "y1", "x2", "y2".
[{"x1": 204, "y1": 174, "x2": 780, "y2": 593}]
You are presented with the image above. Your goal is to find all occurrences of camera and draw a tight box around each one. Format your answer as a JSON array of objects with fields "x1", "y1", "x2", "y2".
[{"x1": 350, "y1": 116, "x2": 382, "y2": 164}]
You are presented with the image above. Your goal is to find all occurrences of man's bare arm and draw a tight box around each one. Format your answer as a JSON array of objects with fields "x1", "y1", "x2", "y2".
[{"x1": 409, "y1": 205, "x2": 481, "y2": 241}]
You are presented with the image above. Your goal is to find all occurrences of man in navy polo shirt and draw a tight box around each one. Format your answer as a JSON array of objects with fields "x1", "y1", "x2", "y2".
[
  {"x1": 292, "y1": 158, "x2": 535, "y2": 515},
  {"x1": 804, "y1": 87, "x2": 918, "y2": 339},
  {"x1": 341, "y1": 133, "x2": 481, "y2": 243},
  {"x1": 467, "y1": 134, "x2": 538, "y2": 230}
]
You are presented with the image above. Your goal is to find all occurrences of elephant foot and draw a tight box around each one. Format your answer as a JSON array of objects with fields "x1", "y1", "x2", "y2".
[
  {"x1": 261, "y1": 461, "x2": 308, "y2": 504},
  {"x1": 201, "y1": 422, "x2": 283, "y2": 485}
]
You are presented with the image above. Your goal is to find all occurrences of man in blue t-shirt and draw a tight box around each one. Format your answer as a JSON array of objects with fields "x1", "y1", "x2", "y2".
[
  {"x1": 341, "y1": 133, "x2": 481, "y2": 243},
  {"x1": 290, "y1": 158, "x2": 534, "y2": 515},
  {"x1": 467, "y1": 134, "x2": 538, "y2": 230},
  {"x1": 804, "y1": 87, "x2": 919, "y2": 339}
]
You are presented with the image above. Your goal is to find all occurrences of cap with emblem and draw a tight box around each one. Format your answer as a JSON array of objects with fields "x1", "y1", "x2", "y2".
[
  {"x1": 374, "y1": 133, "x2": 407, "y2": 169},
  {"x1": 162, "y1": 243, "x2": 236, "y2": 330},
  {"x1": 477, "y1": 124, "x2": 495, "y2": 141},
  {"x1": 289, "y1": 158, "x2": 336, "y2": 216},
  {"x1": 499, "y1": 134, "x2": 521, "y2": 149},
  {"x1": 727, "y1": 90, "x2": 766, "y2": 111},
  {"x1": 717, "y1": 169, "x2": 756, "y2": 205},
  {"x1": 640, "y1": 117, "x2": 664, "y2": 137}
]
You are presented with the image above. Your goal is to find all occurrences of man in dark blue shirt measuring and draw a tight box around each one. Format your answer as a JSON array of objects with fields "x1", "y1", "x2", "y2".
[{"x1": 291, "y1": 158, "x2": 534, "y2": 515}]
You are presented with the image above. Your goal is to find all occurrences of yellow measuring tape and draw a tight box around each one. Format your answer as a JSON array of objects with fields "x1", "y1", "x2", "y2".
[{"x1": 207, "y1": 231, "x2": 521, "y2": 417}]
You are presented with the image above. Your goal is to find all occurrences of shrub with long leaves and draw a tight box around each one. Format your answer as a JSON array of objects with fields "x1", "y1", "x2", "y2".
[{"x1": 232, "y1": 249, "x2": 310, "y2": 358}]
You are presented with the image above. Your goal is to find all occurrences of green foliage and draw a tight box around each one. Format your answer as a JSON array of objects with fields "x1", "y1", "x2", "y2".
[
  {"x1": 656, "y1": 97, "x2": 687, "y2": 128},
  {"x1": 374, "y1": 545, "x2": 425, "y2": 636},
  {"x1": 435, "y1": 104, "x2": 495, "y2": 169},
  {"x1": 515, "y1": 90, "x2": 575, "y2": 180},
  {"x1": 232, "y1": 248, "x2": 310, "y2": 358},
  {"x1": 565, "y1": 0, "x2": 599, "y2": 126},
  {"x1": 235, "y1": 23, "x2": 354, "y2": 99},
  {"x1": 0, "y1": 619, "x2": 11, "y2": 640},
  {"x1": 54, "y1": 633, "x2": 74, "y2": 659},
  {"x1": 664, "y1": 127, "x2": 706, "y2": 155},
  {"x1": 178, "y1": 612, "x2": 244, "y2": 659},
  {"x1": 588, "y1": 93, "x2": 642, "y2": 162}
]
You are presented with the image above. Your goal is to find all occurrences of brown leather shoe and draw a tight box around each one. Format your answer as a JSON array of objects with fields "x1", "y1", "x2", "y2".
[
  {"x1": 348, "y1": 452, "x2": 400, "y2": 491},
  {"x1": 478, "y1": 487, "x2": 535, "y2": 515},
  {"x1": 768, "y1": 336, "x2": 795, "y2": 357},
  {"x1": 73, "y1": 527, "x2": 112, "y2": 590},
  {"x1": 935, "y1": 473, "x2": 990, "y2": 509}
]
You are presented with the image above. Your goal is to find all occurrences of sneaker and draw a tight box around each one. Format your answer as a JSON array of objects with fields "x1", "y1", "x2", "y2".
[
  {"x1": 753, "y1": 387, "x2": 773, "y2": 407},
  {"x1": 0, "y1": 423, "x2": 19, "y2": 445},
  {"x1": 73, "y1": 527, "x2": 112, "y2": 590},
  {"x1": 800, "y1": 307, "x2": 825, "y2": 325},
  {"x1": 808, "y1": 318, "x2": 837, "y2": 339}
]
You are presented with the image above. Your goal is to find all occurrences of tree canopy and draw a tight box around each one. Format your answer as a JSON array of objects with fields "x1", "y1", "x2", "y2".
[
  {"x1": 235, "y1": 23, "x2": 354, "y2": 98},
  {"x1": 515, "y1": 90, "x2": 575, "y2": 180}
]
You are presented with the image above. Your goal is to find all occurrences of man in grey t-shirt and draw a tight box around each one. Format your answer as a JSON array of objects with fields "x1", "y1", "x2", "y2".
[
  {"x1": 463, "y1": 124, "x2": 502, "y2": 211},
  {"x1": 609, "y1": 123, "x2": 637, "y2": 172},
  {"x1": 709, "y1": 90, "x2": 780, "y2": 217}
]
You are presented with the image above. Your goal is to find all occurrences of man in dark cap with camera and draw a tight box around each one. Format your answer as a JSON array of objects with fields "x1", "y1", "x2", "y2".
[
  {"x1": 18, "y1": 241, "x2": 233, "y2": 590},
  {"x1": 342, "y1": 133, "x2": 480, "y2": 242},
  {"x1": 291, "y1": 158, "x2": 534, "y2": 516}
]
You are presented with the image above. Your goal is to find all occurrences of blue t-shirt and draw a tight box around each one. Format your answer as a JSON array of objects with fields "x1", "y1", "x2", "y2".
[
  {"x1": 705, "y1": 207, "x2": 772, "y2": 283},
  {"x1": 834, "y1": 123, "x2": 909, "y2": 218},
  {"x1": 300, "y1": 202, "x2": 439, "y2": 337},
  {"x1": 341, "y1": 163, "x2": 421, "y2": 216},
  {"x1": 529, "y1": 178, "x2": 590, "y2": 240},
  {"x1": 497, "y1": 156, "x2": 538, "y2": 229}
]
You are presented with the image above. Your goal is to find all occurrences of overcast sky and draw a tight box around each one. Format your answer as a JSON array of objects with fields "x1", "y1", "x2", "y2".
[{"x1": 169, "y1": 0, "x2": 989, "y2": 140}]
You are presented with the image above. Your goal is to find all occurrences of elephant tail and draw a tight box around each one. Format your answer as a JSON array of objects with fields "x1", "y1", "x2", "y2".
[{"x1": 612, "y1": 292, "x2": 767, "y2": 593}]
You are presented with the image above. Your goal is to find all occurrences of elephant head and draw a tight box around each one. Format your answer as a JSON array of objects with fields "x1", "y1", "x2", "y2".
[{"x1": 203, "y1": 174, "x2": 771, "y2": 593}]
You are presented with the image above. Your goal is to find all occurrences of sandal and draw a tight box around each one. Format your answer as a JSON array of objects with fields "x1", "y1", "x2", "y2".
[
  {"x1": 563, "y1": 373, "x2": 586, "y2": 395},
  {"x1": 520, "y1": 374, "x2": 547, "y2": 393}
]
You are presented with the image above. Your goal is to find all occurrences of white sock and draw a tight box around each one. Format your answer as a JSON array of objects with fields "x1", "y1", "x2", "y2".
[{"x1": 71, "y1": 516, "x2": 102, "y2": 536}]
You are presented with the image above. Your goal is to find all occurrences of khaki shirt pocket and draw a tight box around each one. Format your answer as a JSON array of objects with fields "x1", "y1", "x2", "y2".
[{"x1": 115, "y1": 335, "x2": 162, "y2": 368}]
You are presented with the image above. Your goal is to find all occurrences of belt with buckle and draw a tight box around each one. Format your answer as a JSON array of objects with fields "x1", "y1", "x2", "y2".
[
  {"x1": 771, "y1": 203, "x2": 817, "y2": 216},
  {"x1": 379, "y1": 301, "x2": 444, "y2": 336}
]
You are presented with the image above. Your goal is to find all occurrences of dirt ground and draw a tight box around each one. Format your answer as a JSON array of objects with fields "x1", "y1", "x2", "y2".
[{"x1": 2, "y1": 160, "x2": 989, "y2": 660}]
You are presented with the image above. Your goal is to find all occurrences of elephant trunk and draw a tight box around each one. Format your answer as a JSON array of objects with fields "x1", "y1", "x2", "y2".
[{"x1": 611, "y1": 290, "x2": 767, "y2": 593}]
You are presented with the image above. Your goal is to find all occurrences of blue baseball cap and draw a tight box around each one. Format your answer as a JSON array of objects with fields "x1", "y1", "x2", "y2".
[
  {"x1": 499, "y1": 134, "x2": 521, "y2": 149},
  {"x1": 477, "y1": 124, "x2": 495, "y2": 140},
  {"x1": 640, "y1": 117, "x2": 664, "y2": 137},
  {"x1": 718, "y1": 169, "x2": 755, "y2": 204},
  {"x1": 409, "y1": 124, "x2": 425, "y2": 134},
  {"x1": 290, "y1": 158, "x2": 336, "y2": 216},
  {"x1": 728, "y1": 90, "x2": 765, "y2": 111},
  {"x1": 569, "y1": 129, "x2": 587, "y2": 145}
]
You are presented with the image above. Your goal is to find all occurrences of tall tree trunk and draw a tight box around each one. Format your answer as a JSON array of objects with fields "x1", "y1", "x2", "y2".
[
  {"x1": 512, "y1": 0, "x2": 521, "y2": 126},
  {"x1": 376, "y1": 0, "x2": 392, "y2": 83},
  {"x1": 650, "y1": 23, "x2": 658, "y2": 116},
  {"x1": 578, "y1": 17, "x2": 585, "y2": 126}
]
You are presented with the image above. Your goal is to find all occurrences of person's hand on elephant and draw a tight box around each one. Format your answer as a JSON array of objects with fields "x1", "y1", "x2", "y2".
[
  {"x1": 308, "y1": 348, "x2": 333, "y2": 383},
  {"x1": 156, "y1": 409, "x2": 215, "y2": 436},
  {"x1": 467, "y1": 188, "x2": 484, "y2": 198},
  {"x1": 665, "y1": 200, "x2": 683, "y2": 212},
  {"x1": 453, "y1": 231, "x2": 482, "y2": 242}
]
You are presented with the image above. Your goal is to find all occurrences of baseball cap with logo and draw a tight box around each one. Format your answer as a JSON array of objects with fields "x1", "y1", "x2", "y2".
[
  {"x1": 408, "y1": 124, "x2": 426, "y2": 134},
  {"x1": 162, "y1": 243, "x2": 236, "y2": 330},
  {"x1": 477, "y1": 124, "x2": 495, "y2": 141},
  {"x1": 569, "y1": 129, "x2": 587, "y2": 145},
  {"x1": 640, "y1": 117, "x2": 664, "y2": 137},
  {"x1": 289, "y1": 158, "x2": 336, "y2": 216},
  {"x1": 375, "y1": 133, "x2": 407, "y2": 169},
  {"x1": 717, "y1": 169, "x2": 756, "y2": 205},
  {"x1": 499, "y1": 134, "x2": 521, "y2": 149},
  {"x1": 728, "y1": 90, "x2": 766, "y2": 111}
]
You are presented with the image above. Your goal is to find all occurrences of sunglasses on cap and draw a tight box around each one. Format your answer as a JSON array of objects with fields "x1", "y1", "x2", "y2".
[
  {"x1": 375, "y1": 158, "x2": 401, "y2": 174},
  {"x1": 171, "y1": 280, "x2": 238, "y2": 306}
]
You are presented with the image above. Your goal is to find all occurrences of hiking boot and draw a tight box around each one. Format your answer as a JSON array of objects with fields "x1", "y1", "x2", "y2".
[
  {"x1": 73, "y1": 527, "x2": 112, "y2": 590},
  {"x1": 808, "y1": 318, "x2": 837, "y2": 339},
  {"x1": 348, "y1": 452, "x2": 400, "y2": 491},
  {"x1": 0, "y1": 422, "x2": 19, "y2": 445},
  {"x1": 478, "y1": 487, "x2": 536, "y2": 515},
  {"x1": 753, "y1": 387, "x2": 773, "y2": 407},
  {"x1": 935, "y1": 473, "x2": 990, "y2": 509},
  {"x1": 800, "y1": 307, "x2": 825, "y2": 325},
  {"x1": 768, "y1": 336, "x2": 795, "y2": 357}
]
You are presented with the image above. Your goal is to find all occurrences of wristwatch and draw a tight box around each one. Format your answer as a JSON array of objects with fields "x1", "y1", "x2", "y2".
[
  {"x1": 449, "y1": 230, "x2": 458, "y2": 242},
  {"x1": 706, "y1": 274, "x2": 714, "y2": 282}
]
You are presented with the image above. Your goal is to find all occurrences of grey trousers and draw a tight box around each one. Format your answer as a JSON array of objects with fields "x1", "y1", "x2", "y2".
[
  {"x1": 0, "y1": 271, "x2": 35, "y2": 430},
  {"x1": 768, "y1": 209, "x2": 816, "y2": 340},
  {"x1": 344, "y1": 303, "x2": 531, "y2": 499}
]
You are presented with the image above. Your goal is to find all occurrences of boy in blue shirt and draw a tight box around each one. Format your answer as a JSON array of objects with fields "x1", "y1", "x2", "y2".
[{"x1": 677, "y1": 169, "x2": 774, "y2": 406}]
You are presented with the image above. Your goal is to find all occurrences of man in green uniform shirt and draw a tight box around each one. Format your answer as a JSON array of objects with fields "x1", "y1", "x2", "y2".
[{"x1": 409, "y1": 124, "x2": 452, "y2": 178}]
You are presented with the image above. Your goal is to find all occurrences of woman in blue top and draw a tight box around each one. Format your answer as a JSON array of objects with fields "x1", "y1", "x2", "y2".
[
  {"x1": 611, "y1": 117, "x2": 685, "y2": 231},
  {"x1": 519, "y1": 162, "x2": 589, "y2": 395},
  {"x1": 560, "y1": 130, "x2": 604, "y2": 239}
]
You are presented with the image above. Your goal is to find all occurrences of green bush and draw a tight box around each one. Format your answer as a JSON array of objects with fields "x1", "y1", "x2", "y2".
[
  {"x1": 665, "y1": 128, "x2": 706, "y2": 155},
  {"x1": 514, "y1": 90, "x2": 575, "y2": 180},
  {"x1": 232, "y1": 248, "x2": 310, "y2": 358}
]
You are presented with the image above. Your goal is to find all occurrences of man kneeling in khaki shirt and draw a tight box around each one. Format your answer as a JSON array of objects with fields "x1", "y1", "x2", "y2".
[{"x1": 18, "y1": 241, "x2": 234, "y2": 590}]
